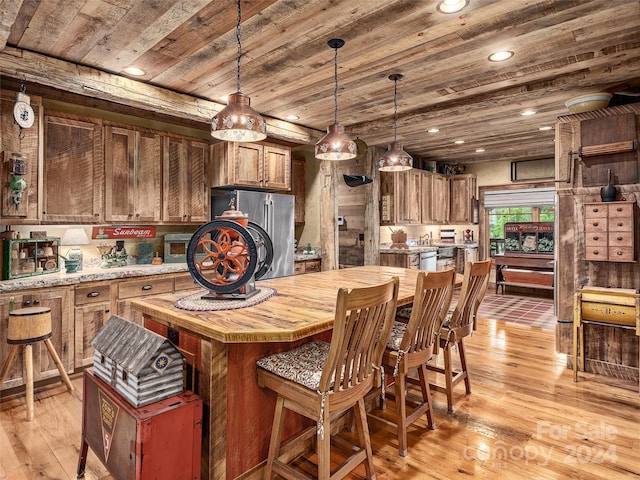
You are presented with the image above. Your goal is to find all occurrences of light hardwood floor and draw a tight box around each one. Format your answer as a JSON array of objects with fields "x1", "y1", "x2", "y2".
[{"x1": 1, "y1": 317, "x2": 638, "y2": 479}]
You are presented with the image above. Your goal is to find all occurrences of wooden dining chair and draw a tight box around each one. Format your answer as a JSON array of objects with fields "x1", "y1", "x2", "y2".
[
  {"x1": 427, "y1": 259, "x2": 491, "y2": 413},
  {"x1": 366, "y1": 268, "x2": 455, "y2": 457},
  {"x1": 256, "y1": 276, "x2": 399, "y2": 480}
]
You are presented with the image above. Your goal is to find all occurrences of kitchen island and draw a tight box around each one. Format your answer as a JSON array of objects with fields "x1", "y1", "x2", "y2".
[{"x1": 132, "y1": 265, "x2": 439, "y2": 479}]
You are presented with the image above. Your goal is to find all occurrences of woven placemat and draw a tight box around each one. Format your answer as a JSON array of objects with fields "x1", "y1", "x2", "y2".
[{"x1": 174, "y1": 287, "x2": 277, "y2": 311}]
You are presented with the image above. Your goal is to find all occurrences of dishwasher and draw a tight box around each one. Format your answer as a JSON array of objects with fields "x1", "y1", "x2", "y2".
[{"x1": 419, "y1": 250, "x2": 437, "y2": 271}]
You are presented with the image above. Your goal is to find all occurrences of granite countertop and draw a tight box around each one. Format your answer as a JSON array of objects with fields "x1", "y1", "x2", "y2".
[
  {"x1": 379, "y1": 246, "x2": 438, "y2": 254},
  {"x1": 295, "y1": 253, "x2": 322, "y2": 261},
  {"x1": 0, "y1": 263, "x2": 190, "y2": 293}
]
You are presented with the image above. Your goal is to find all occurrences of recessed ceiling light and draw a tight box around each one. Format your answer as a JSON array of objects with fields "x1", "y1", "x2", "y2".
[
  {"x1": 286, "y1": 115, "x2": 299, "y2": 121},
  {"x1": 488, "y1": 51, "x2": 514, "y2": 62},
  {"x1": 475, "y1": 148, "x2": 485, "y2": 153},
  {"x1": 122, "y1": 66, "x2": 146, "y2": 76},
  {"x1": 454, "y1": 140, "x2": 465, "y2": 144},
  {"x1": 538, "y1": 126, "x2": 553, "y2": 131},
  {"x1": 436, "y1": 0, "x2": 469, "y2": 14},
  {"x1": 428, "y1": 128, "x2": 440, "y2": 133},
  {"x1": 521, "y1": 109, "x2": 536, "y2": 116}
]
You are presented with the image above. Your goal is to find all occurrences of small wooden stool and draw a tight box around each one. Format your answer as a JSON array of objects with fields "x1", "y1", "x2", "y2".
[{"x1": 0, "y1": 306, "x2": 74, "y2": 421}]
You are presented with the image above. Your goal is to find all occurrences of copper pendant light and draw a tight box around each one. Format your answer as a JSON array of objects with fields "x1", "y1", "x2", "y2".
[
  {"x1": 315, "y1": 39, "x2": 357, "y2": 160},
  {"x1": 211, "y1": 0, "x2": 266, "y2": 142},
  {"x1": 379, "y1": 74, "x2": 413, "y2": 171}
]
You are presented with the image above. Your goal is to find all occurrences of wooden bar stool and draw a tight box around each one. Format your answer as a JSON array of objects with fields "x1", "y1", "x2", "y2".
[{"x1": 0, "y1": 306, "x2": 74, "y2": 421}]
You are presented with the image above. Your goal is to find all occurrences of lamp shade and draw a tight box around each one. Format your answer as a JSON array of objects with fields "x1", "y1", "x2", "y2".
[
  {"x1": 211, "y1": 92, "x2": 267, "y2": 142},
  {"x1": 379, "y1": 142, "x2": 413, "y2": 171},
  {"x1": 61, "y1": 228, "x2": 91, "y2": 246},
  {"x1": 315, "y1": 124, "x2": 357, "y2": 160}
]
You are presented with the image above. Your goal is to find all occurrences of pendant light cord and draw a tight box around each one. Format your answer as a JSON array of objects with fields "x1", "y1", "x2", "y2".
[
  {"x1": 235, "y1": 0, "x2": 242, "y2": 93},
  {"x1": 332, "y1": 45, "x2": 339, "y2": 125},
  {"x1": 393, "y1": 78, "x2": 398, "y2": 143}
]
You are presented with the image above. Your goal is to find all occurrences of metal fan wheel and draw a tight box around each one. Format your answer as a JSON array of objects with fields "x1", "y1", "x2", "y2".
[
  {"x1": 244, "y1": 221, "x2": 274, "y2": 280},
  {"x1": 187, "y1": 220, "x2": 258, "y2": 294}
]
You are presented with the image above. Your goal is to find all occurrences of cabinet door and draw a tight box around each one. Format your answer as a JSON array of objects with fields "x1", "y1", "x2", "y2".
[
  {"x1": 421, "y1": 171, "x2": 433, "y2": 223},
  {"x1": 75, "y1": 302, "x2": 111, "y2": 367},
  {"x1": 292, "y1": 158, "x2": 305, "y2": 224},
  {"x1": 43, "y1": 115, "x2": 103, "y2": 223},
  {"x1": 263, "y1": 143, "x2": 291, "y2": 191},
  {"x1": 1, "y1": 95, "x2": 41, "y2": 222},
  {"x1": 431, "y1": 174, "x2": 450, "y2": 224},
  {"x1": 106, "y1": 127, "x2": 162, "y2": 223},
  {"x1": 0, "y1": 288, "x2": 74, "y2": 390},
  {"x1": 163, "y1": 137, "x2": 209, "y2": 223},
  {"x1": 232, "y1": 143, "x2": 264, "y2": 188},
  {"x1": 449, "y1": 174, "x2": 476, "y2": 223},
  {"x1": 0, "y1": 293, "x2": 27, "y2": 389}
]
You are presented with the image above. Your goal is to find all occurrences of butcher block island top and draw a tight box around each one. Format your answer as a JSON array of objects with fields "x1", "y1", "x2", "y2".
[{"x1": 132, "y1": 265, "x2": 436, "y2": 344}]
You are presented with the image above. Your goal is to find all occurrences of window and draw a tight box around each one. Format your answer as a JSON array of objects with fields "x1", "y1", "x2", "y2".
[{"x1": 489, "y1": 206, "x2": 555, "y2": 240}]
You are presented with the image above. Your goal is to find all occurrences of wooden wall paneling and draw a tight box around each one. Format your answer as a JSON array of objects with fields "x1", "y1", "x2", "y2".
[
  {"x1": 1, "y1": 94, "x2": 41, "y2": 222},
  {"x1": 579, "y1": 113, "x2": 638, "y2": 187}
]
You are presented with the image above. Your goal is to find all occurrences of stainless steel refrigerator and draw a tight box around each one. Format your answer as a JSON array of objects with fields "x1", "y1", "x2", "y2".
[{"x1": 211, "y1": 190, "x2": 294, "y2": 279}]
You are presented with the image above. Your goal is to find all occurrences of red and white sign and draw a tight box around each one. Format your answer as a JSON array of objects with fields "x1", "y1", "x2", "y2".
[{"x1": 92, "y1": 226, "x2": 156, "y2": 239}]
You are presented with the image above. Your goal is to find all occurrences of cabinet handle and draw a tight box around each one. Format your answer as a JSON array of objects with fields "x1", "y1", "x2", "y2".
[
  {"x1": 617, "y1": 222, "x2": 623, "y2": 227},
  {"x1": 616, "y1": 207, "x2": 623, "y2": 212},
  {"x1": 136, "y1": 213, "x2": 140, "y2": 218},
  {"x1": 617, "y1": 236, "x2": 623, "y2": 241},
  {"x1": 105, "y1": 308, "x2": 110, "y2": 313},
  {"x1": 616, "y1": 251, "x2": 623, "y2": 256},
  {"x1": 142, "y1": 285, "x2": 153, "y2": 291},
  {"x1": 24, "y1": 300, "x2": 31, "y2": 306},
  {"x1": 87, "y1": 291, "x2": 101, "y2": 298},
  {"x1": 593, "y1": 236, "x2": 599, "y2": 240},
  {"x1": 33, "y1": 300, "x2": 40, "y2": 305},
  {"x1": 592, "y1": 250, "x2": 599, "y2": 255},
  {"x1": 592, "y1": 222, "x2": 599, "y2": 227},
  {"x1": 592, "y1": 208, "x2": 599, "y2": 212}
]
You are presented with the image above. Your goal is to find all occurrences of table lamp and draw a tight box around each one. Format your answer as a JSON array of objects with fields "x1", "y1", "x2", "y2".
[{"x1": 61, "y1": 228, "x2": 91, "y2": 271}]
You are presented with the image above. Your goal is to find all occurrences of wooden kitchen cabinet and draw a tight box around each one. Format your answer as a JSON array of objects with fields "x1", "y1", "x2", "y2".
[
  {"x1": 163, "y1": 136, "x2": 209, "y2": 223},
  {"x1": 294, "y1": 258, "x2": 321, "y2": 275},
  {"x1": 43, "y1": 115, "x2": 103, "y2": 223},
  {"x1": 74, "y1": 282, "x2": 113, "y2": 368},
  {"x1": 431, "y1": 173, "x2": 450, "y2": 224},
  {"x1": 449, "y1": 174, "x2": 477, "y2": 224},
  {"x1": 116, "y1": 276, "x2": 175, "y2": 325},
  {"x1": 380, "y1": 252, "x2": 420, "y2": 269},
  {"x1": 0, "y1": 287, "x2": 73, "y2": 391},
  {"x1": 1, "y1": 94, "x2": 41, "y2": 222},
  {"x1": 584, "y1": 201, "x2": 637, "y2": 262},
  {"x1": 292, "y1": 158, "x2": 305, "y2": 224},
  {"x1": 104, "y1": 126, "x2": 162, "y2": 223},
  {"x1": 210, "y1": 141, "x2": 291, "y2": 191},
  {"x1": 380, "y1": 169, "x2": 422, "y2": 225}
]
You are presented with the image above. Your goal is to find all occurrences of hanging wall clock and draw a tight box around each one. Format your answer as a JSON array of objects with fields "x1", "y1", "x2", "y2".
[{"x1": 13, "y1": 91, "x2": 35, "y2": 129}]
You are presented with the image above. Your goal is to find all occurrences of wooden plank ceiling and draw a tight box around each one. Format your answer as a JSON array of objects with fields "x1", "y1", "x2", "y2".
[{"x1": 1, "y1": 0, "x2": 639, "y2": 164}]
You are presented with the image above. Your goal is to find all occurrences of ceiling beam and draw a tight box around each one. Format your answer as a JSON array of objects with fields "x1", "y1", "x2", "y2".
[{"x1": 0, "y1": 46, "x2": 319, "y2": 145}]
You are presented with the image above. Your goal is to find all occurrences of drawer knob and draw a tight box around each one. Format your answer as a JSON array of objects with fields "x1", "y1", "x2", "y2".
[
  {"x1": 87, "y1": 291, "x2": 100, "y2": 298},
  {"x1": 617, "y1": 236, "x2": 623, "y2": 241},
  {"x1": 592, "y1": 222, "x2": 599, "y2": 227},
  {"x1": 142, "y1": 285, "x2": 153, "y2": 291},
  {"x1": 616, "y1": 251, "x2": 623, "y2": 256},
  {"x1": 33, "y1": 300, "x2": 40, "y2": 305},
  {"x1": 616, "y1": 207, "x2": 623, "y2": 212},
  {"x1": 617, "y1": 222, "x2": 623, "y2": 227},
  {"x1": 592, "y1": 208, "x2": 599, "y2": 212},
  {"x1": 593, "y1": 250, "x2": 599, "y2": 255},
  {"x1": 593, "y1": 236, "x2": 599, "y2": 241}
]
